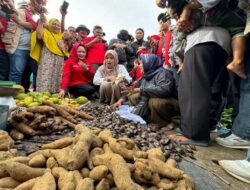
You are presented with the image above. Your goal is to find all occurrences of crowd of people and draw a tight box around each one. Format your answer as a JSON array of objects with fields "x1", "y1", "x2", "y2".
[{"x1": 0, "y1": 0, "x2": 250, "y2": 184}]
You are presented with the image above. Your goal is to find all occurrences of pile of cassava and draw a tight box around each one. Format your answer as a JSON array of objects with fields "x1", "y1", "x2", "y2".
[
  {"x1": 9, "y1": 101, "x2": 196, "y2": 162},
  {"x1": 0, "y1": 124, "x2": 195, "y2": 190},
  {"x1": 8, "y1": 100, "x2": 93, "y2": 141}
]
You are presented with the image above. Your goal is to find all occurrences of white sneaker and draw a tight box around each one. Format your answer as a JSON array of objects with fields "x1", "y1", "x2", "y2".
[
  {"x1": 219, "y1": 160, "x2": 250, "y2": 183},
  {"x1": 216, "y1": 134, "x2": 250, "y2": 149}
]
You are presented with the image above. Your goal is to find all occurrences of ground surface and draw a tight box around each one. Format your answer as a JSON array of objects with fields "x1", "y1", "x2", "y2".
[{"x1": 177, "y1": 134, "x2": 250, "y2": 190}]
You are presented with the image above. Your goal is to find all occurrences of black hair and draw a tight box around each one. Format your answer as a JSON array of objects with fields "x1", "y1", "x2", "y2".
[
  {"x1": 93, "y1": 25, "x2": 103, "y2": 31},
  {"x1": 167, "y1": 0, "x2": 188, "y2": 16},
  {"x1": 117, "y1": 30, "x2": 130, "y2": 41},
  {"x1": 77, "y1": 44, "x2": 87, "y2": 50},
  {"x1": 157, "y1": 12, "x2": 171, "y2": 23}
]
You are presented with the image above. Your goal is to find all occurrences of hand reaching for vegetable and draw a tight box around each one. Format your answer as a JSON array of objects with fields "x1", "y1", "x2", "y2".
[
  {"x1": 121, "y1": 87, "x2": 140, "y2": 96},
  {"x1": 58, "y1": 89, "x2": 65, "y2": 99},
  {"x1": 110, "y1": 99, "x2": 124, "y2": 110}
]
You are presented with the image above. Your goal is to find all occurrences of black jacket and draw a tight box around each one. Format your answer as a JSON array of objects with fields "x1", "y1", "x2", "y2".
[
  {"x1": 131, "y1": 40, "x2": 150, "y2": 56},
  {"x1": 108, "y1": 38, "x2": 134, "y2": 64},
  {"x1": 139, "y1": 69, "x2": 177, "y2": 99}
]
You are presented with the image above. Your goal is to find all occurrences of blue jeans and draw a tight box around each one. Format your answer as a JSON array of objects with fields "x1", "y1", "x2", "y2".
[
  {"x1": 232, "y1": 47, "x2": 250, "y2": 140},
  {"x1": 9, "y1": 49, "x2": 30, "y2": 84}
]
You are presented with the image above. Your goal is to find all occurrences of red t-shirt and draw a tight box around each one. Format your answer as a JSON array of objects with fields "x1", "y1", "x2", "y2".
[
  {"x1": 24, "y1": 10, "x2": 37, "y2": 30},
  {"x1": 60, "y1": 59, "x2": 95, "y2": 90},
  {"x1": 0, "y1": 17, "x2": 8, "y2": 49},
  {"x1": 156, "y1": 31, "x2": 172, "y2": 66},
  {"x1": 83, "y1": 36, "x2": 106, "y2": 64}
]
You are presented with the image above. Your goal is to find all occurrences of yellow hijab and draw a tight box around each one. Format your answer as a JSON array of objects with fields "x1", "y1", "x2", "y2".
[{"x1": 30, "y1": 18, "x2": 69, "y2": 62}]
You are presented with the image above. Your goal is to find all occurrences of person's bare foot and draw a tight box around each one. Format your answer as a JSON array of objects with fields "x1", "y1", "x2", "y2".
[
  {"x1": 227, "y1": 60, "x2": 247, "y2": 79},
  {"x1": 160, "y1": 122, "x2": 174, "y2": 132},
  {"x1": 170, "y1": 134, "x2": 191, "y2": 142}
]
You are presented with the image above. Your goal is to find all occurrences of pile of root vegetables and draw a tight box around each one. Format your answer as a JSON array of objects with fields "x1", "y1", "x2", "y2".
[
  {"x1": 9, "y1": 101, "x2": 196, "y2": 162},
  {"x1": 8, "y1": 101, "x2": 93, "y2": 141},
  {"x1": 0, "y1": 125, "x2": 195, "y2": 190}
]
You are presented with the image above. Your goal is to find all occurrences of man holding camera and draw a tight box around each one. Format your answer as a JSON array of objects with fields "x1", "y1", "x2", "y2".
[{"x1": 83, "y1": 25, "x2": 107, "y2": 72}]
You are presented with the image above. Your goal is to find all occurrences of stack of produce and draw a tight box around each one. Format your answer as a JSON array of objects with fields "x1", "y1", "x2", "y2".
[
  {"x1": 0, "y1": 125, "x2": 195, "y2": 189},
  {"x1": 8, "y1": 101, "x2": 93, "y2": 141},
  {"x1": 14, "y1": 91, "x2": 88, "y2": 109},
  {"x1": 79, "y1": 103, "x2": 196, "y2": 161}
]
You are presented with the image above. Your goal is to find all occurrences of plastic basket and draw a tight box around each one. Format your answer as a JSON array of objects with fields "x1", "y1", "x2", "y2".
[
  {"x1": 0, "y1": 86, "x2": 20, "y2": 97},
  {"x1": 0, "y1": 80, "x2": 16, "y2": 86}
]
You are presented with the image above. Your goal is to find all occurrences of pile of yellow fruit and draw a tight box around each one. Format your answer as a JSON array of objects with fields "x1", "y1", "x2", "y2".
[{"x1": 14, "y1": 91, "x2": 88, "y2": 108}]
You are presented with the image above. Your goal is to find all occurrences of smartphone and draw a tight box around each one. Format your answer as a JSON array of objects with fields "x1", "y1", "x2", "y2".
[
  {"x1": 1, "y1": 5, "x2": 14, "y2": 15},
  {"x1": 61, "y1": 1, "x2": 69, "y2": 12}
]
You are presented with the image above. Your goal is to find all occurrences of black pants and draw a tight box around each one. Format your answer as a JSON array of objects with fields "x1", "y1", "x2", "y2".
[
  {"x1": 178, "y1": 42, "x2": 227, "y2": 141},
  {"x1": 210, "y1": 65, "x2": 230, "y2": 129},
  {"x1": 0, "y1": 49, "x2": 9, "y2": 81},
  {"x1": 21, "y1": 57, "x2": 38, "y2": 92},
  {"x1": 68, "y1": 84, "x2": 96, "y2": 99}
]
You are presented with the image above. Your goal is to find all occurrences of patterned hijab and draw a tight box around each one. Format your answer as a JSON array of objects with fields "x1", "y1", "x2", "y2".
[{"x1": 99, "y1": 50, "x2": 119, "y2": 77}]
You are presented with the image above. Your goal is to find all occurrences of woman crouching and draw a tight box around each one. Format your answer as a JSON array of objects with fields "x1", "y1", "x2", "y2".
[
  {"x1": 59, "y1": 44, "x2": 96, "y2": 99},
  {"x1": 93, "y1": 50, "x2": 132, "y2": 104},
  {"x1": 112, "y1": 54, "x2": 179, "y2": 128}
]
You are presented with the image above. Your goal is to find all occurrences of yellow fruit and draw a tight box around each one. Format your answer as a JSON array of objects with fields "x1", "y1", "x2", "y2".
[
  {"x1": 42, "y1": 95, "x2": 50, "y2": 100},
  {"x1": 37, "y1": 97, "x2": 44, "y2": 104},
  {"x1": 69, "y1": 99, "x2": 76, "y2": 104},
  {"x1": 49, "y1": 97, "x2": 59, "y2": 104},
  {"x1": 76, "y1": 96, "x2": 88, "y2": 105},
  {"x1": 15, "y1": 93, "x2": 28, "y2": 100},
  {"x1": 24, "y1": 97, "x2": 33, "y2": 106},
  {"x1": 29, "y1": 92, "x2": 42, "y2": 97},
  {"x1": 41, "y1": 92, "x2": 51, "y2": 97},
  {"x1": 17, "y1": 101, "x2": 25, "y2": 106},
  {"x1": 28, "y1": 102, "x2": 40, "y2": 107},
  {"x1": 13, "y1": 85, "x2": 25, "y2": 93},
  {"x1": 51, "y1": 93, "x2": 59, "y2": 98}
]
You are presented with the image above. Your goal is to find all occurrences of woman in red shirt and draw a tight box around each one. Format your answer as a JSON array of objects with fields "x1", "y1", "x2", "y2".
[{"x1": 59, "y1": 44, "x2": 95, "y2": 98}]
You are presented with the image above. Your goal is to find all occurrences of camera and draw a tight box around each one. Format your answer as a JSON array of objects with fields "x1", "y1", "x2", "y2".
[{"x1": 61, "y1": 1, "x2": 69, "y2": 13}]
